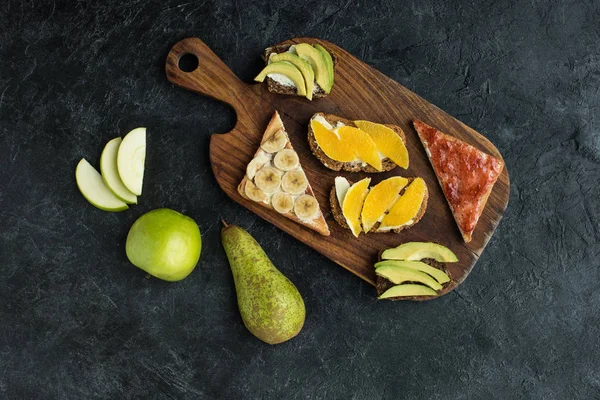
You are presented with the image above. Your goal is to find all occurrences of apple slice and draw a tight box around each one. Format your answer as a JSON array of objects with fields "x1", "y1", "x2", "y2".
[
  {"x1": 100, "y1": 137, "x2": 137, "y2": 204},
  {"x1": 76, "y1": 158, "x2": 128, "y2": 212},
  {"x1": 117, "y1": 127, "x2": 146, "y2": 196}
]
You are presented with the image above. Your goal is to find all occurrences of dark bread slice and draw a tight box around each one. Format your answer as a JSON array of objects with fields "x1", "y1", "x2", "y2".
[
  {"x1": 263, "y1": 44, "x2": 338, "y2": 99},
  {"x1": 308, "y1": 113, "x2": 405, "y2": 173},
  {"x1": 375, "y1": 255, "x2": 449, "y2": 301},
  {"x1": 329, "y1": 177, "x2": 429, "y2": 234}
]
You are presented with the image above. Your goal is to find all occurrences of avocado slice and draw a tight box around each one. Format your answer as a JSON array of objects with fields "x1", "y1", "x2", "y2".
[
  {"x1": 381, "y1": 242, "x2": 458, "y2": 263},
  {"x1": 269, "y1": 53, "x2": 315, "y2": 100},
  {"x1": 378, "y1": 284, "x2": 437, "y2": 299},
  {"x1": 374, "y1": 260, "x2": 450, "y2": 284},
  {"x1": 313, "y1": 44, "x2": 334, "y2": 93},
  {"x1": 375, "y1": 265, "x2": 443, "y2": 291},
  {"x1": 294, "y1": 43, "x2": 331, "y2": 94},
  {"x1": 254, "y1": 61, "x2": 307, "y2": 97}
]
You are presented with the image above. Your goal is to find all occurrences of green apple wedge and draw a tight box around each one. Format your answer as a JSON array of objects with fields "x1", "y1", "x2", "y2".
[
  {"x1": 117, "y1": 127, "x2": 146, "y2": 196},
  {"x1": 100, "y1": 137, "x2": 137, "y2": 204},
  {"x1": 75, "y1": 158, "x2": 128, "y2": 212}
]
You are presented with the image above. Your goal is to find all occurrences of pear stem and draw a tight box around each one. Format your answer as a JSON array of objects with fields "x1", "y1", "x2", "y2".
[{"x1": 221, "y1": 219, "x2": 229, "y2": 228}]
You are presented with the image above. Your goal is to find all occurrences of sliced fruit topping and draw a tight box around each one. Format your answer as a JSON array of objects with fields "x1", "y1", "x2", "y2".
[
  {"x1": 100, "y1": 137, "x2": 138, "y2": 204},
  {"x1": 273, "y1": 149, "x2": 299, "y2": 171},
  {"x1": 375, "y1": 260, "x2": 451, "y2": 284},
  {"x1": 270, "y1": 53, "x2": 315, "y2": 100},
  {"x1": 334, "y1": 176, "x2": 351, "y2": 208},
  {"x1": 378, "y1": 178, "x2": 427, "y2": 231},
  {"x1": 354, "y1": 120, "x2": 409, "y2": 169},
  {"x1": 337, "y1": 126, "x2": 382, "y2": 171},
  {"x1": 254, "y1": 167, "x2": 281, "y2": 194},
  {"x1": 244, "y1": 180, "x2": 269, "y2": 203},
  {"x1": 378, "y1": 284, "x2": 438, "y2": 299},
  {"x1": 294, "y1": 43, "x2": 331, "y2": 94},
  {"x1": 311, "y1": 120, "x2": 355, "y2": 162},
  {"x1": 76, "y1": 158, "x2": 129, "y2": 212},
  {"x1": 381, "y1": 242, "x2": 458, "y2": 263},
  {"x1": 313, "y1": 44, "x2": 334, "y2": 93},
  {"x1": 375, "y1": 265, "x2": 443, "y2": 291},
  {"x1": 272, "y1": 192, "x2": 294, "y2": 214},
  {"x1": 360, "y1": 176, "x2": 409, "y2": 232},
  {"x1": 294, "y1": 195, "x2": 319, "y2": 221},
  {"x1": 246, "y1": 151, "x2": 271, "y2": 179},
  {"x1": 281, "y1": 170, "x2": 308, "y2": 195},
  {"x1": 261, "y1": 128, "x2": 288, "y2": 153},
  {"x1": 254, "y1": 61, "x2": 307, "y2": 97},
  {"x1": 341, "y1": 178, "x2": 371, "y2": 237},
  {"x1": 117, "y1": 127, "x2": 146, "y2": 196}
]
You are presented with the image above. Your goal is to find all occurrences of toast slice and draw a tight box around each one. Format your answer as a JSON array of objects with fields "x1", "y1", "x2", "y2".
[
  {"x1": 308, "y1": 113, "x2": 406, "y2": 173},
  {"x1": 413, "y1": 120, "x2": 504, "y2": 243},
  {"x1": 329, "y1": 178, "x2": 428, "y2": 234},
  {"x1": 263, "y1": 44, "x2": 337, "y2": 99},
  {"x1": 238, "y1": 111, "x2": 330, "y2": 236}
]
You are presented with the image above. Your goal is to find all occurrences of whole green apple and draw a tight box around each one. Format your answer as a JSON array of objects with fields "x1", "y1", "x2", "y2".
[{"x1": 126, "y1": 208, "x2": 201, "y2": 281}]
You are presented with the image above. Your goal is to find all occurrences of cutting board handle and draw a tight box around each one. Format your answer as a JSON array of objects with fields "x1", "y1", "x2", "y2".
[{"x1": 165, "y1": 38, "x2": 253, "y2": 114}]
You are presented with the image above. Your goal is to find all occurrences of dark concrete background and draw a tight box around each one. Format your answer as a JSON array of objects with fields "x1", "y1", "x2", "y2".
[{"x1": 1, "y1": 0, "x2": 599, "y2": 398}]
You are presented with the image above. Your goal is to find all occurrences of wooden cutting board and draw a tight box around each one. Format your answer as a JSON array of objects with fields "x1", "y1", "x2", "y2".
[{"x1": 165, "y1": 37, "x2": 510, "y2": 299}]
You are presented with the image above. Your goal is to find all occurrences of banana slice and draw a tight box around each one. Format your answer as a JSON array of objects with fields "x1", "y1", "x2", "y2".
[
  {"x1": 271, "y1": 192, "x2": 294, "y2": 214},
  {"x1": 281, "y1": 170, "x2": 308, "y2": 195},
  {"x1": 246, "y1": 151, "x2": 271, "y2": 179},
  {"x1": 294, "y1": 195, "x2": 320, "y2": 221},
  {"x1": 254, "y1": 167, "x2": 282, "y2": 194},
  {"x1": 261, "y1": 129, "x2": 287, "y2": 153},
  {"x1": 273, "y1": 149, "x2": 299, "y2": 171},
  {"x1": 244, "y1": 180, "x2": 268, "y2": 203}
]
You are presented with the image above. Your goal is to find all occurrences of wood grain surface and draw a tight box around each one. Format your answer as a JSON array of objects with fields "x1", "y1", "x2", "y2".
[{"x1": 165, "y1": 37, "x2": 510, "y2": 299}]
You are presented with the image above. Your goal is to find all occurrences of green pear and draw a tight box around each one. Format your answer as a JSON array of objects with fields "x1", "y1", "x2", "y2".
[{"x1": 221, "y1": 222, "x2": 305, "y2": 344}]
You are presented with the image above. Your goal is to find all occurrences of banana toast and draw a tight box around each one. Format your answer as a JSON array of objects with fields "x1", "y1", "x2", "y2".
[{"x1": 238, "y1": 111, "x2": 330, "y2": 236}]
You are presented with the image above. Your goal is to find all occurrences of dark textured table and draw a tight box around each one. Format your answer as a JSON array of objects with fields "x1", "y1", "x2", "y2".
[{"x1": 1, "y1": 1, "x2": 599, "y2": 398}]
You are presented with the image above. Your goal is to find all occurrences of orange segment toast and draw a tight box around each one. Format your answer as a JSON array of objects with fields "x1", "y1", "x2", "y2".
[
  {"x1": 308, "y1": 113, "x2": 409, "y2": 173},
  {"x1": 238, "y1": 111, "x2": 330, "y2": 236},
  {"x1": 329, "y1": 177, "x2": 428, "y2": 236}
]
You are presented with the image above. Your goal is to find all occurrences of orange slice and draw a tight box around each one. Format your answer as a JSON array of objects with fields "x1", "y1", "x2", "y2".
[
  {"x1": 342, "y1": 177, "x2": 371, "y2": 237},
  {"x1": 311, "y1": 120, "x2": 355, "y2": 162},
  {"x1": 360, "y1": 176, "x2": 409, "y2": 232},
  {"x1": 354, "y1": 120, "x2": 409, "y2": 169},
  {"x1": 337, "y1": 126, "x2": 382, "y2": 171},
  {"x1": 379, "y1": 178, "x2": 427, "y2": 231}
]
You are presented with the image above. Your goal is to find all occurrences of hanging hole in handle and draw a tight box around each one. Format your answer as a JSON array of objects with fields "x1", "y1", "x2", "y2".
[{"x1": 178, "y1": 53, "x2": 199, "y2": 72}]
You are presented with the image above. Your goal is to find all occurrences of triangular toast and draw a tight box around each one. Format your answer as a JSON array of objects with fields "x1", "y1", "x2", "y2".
[
  {"x1": 413, "y1": 120, "x2": 504, "y2": 243},
  {"x1": 238, "y1": 111, "x2": 330, "y2": 236}
]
